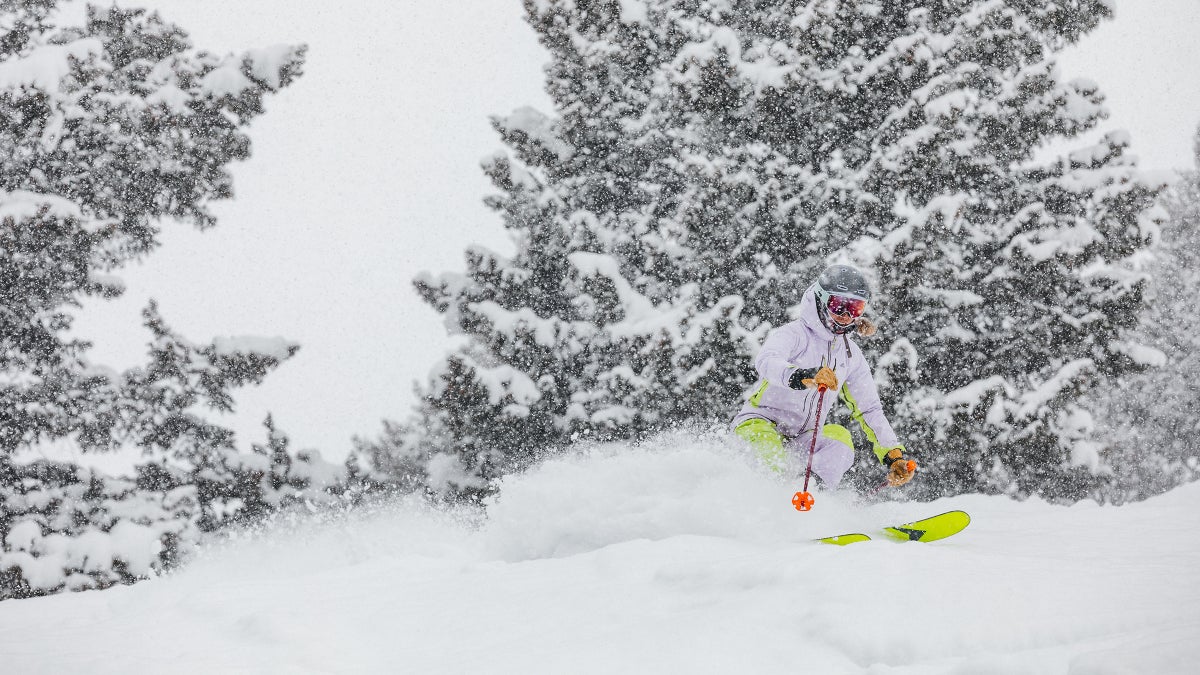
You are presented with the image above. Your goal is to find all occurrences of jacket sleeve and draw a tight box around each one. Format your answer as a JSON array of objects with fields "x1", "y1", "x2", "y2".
[
  {"x1": 753, "y1": 322, "x2": 810, "y2": 386},
  {"x1": 841, "y1": 356, "x2": 903, "y2": 462}
]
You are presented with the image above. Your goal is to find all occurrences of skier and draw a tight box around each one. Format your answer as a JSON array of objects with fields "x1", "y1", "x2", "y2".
[{"x1": 732, "y1": 264, "x2": 915, "y2": 490}]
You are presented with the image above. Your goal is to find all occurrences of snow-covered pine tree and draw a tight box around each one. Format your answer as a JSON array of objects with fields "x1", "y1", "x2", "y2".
[
  {"x1": 358, "y1": 1, "x2": 716, "y2": 497},
  {"x1": 1088, "y1": 129, "x2": 1200, "y2": 502},
  {"x1": 0, "y1": 459, "x2": 198, "y2": 599},
  {"x1": 0, "y1": 2, "x2": 319, "y2": 597},
  {"x1": 124, "y1": 307, "x2": 343, "y2": 528},
  {"x1": 366, "y1": 1, "x2": 1166, "y2": 501},
  {"x1": 849, "y1": 6, "x2": 1169, "y2": 501}
]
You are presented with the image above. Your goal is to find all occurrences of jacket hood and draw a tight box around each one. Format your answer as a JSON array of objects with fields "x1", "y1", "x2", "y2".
[{"x1": 798, "y1": 284, "x2": 837, "y2": 342}]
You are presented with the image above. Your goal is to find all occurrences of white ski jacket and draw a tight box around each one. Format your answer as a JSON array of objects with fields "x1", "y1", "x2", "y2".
[{"x1": 732, "y1": 286, "x2": 902, "y2": 459}]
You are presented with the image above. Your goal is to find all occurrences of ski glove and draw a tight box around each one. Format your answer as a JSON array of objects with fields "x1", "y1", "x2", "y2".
[
  {"x1": 788, "y1": 366, "x2": 837, "y2": 392},
  {"x1": 883, "y1": 448, "x2": 915, "y2": 487}
]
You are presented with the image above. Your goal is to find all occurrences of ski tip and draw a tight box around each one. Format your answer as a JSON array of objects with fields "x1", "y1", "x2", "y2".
[
  {"x1": 881, "y1": 510, "x2": 971, "y2": 543},
  {"x1": 816, "y1": 533, "x2": 871, "y2": 546},
  {"x1": 939, "y1": 510, "x2": 971, "y2": 528}
]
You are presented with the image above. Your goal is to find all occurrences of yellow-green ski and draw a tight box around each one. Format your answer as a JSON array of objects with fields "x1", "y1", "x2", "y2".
[
  {"x1": 879, "y1": 510, "x2": 970, "y2": 543},
  {"x1": 816, "y1": 533, "x2": 871, "y2": 546},
  {"x1": 816, "y1": 511, "x2": 970, "y2": 545}
]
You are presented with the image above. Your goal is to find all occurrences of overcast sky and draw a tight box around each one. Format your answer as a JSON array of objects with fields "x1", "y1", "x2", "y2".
[{"x1": 67, "y1": 0, "x2": 1200, "y2": 462}]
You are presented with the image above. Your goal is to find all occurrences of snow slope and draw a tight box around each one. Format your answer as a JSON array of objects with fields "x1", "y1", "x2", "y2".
[{"x1": 2, "y1": 435, "x2": 1198, "y2": 674}]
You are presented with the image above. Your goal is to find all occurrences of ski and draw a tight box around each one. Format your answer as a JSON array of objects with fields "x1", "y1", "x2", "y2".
[
  {"x1": 816, "y1": 533, "x2": 871, "y2": 546},
  {"x1": 879, "y1": 510, "x2": 970, "y2": 543},
  {"x1": 816, "y1": 510, "x2": 970, "y2": 545}
]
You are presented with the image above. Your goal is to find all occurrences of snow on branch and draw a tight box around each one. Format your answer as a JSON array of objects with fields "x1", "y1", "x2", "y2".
[
  {"x1": 1004, "y1": 222, "x2": 1103, "y2": 263},
  {"x1": 672, "y1": 26, "x2": 793, "y2": 92},
  {"x1": 1017, "y1": 359, "x2": 1094, "y2": 419},
  {"x1": 944, "y1": 376, "x2": 1014, "y2": 415},
  {"x1": 617, "y1": 0, "x2": 649, "y2": 25},
  {"x1": 568, "y1": 252, "x2": 670, "y2": 335},
  {"x1": 200, "y1": 44, "x2": 305, "y2": 98},
  {"x1": 0, "y1": 190, "x2": 84, "y2": 223},
  {"x1": 468, "y1": 301, "x2": 566, "y2": 350},
  {"x1": 494, "y1": 106, "x2": 572, "y2": 162},
  {"x1": 211, "y1": 336, "x2": 298, "y2": 362},
  {"x1": 1111, "y1": 341, "x2": 1167, "y2": 368},
  {"x1": 440, "y1": 355, "x2": 541, "y2": 409},
  {"x1": 0, "y1": 38, "x2": 103, "y2": 91}
]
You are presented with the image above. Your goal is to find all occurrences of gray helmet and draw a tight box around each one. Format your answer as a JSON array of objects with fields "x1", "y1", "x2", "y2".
[{"x1": 814, "y1": 264, "x2": 871, "y2": 334}]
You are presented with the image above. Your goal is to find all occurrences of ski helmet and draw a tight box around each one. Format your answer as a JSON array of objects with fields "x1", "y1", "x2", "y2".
[{"x1": 814, "y1": 264, "x2": 871, "y2": 335}]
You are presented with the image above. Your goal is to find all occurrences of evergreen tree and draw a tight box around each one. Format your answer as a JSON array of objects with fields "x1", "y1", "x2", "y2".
[
  {"x1": 1088, "y1": 131, "x2": 1200, "y2": 502},
  {"x1": 0, "y1": 458, "x2": 200, "y2": 599},
  {"x1": 366, "y1": 0, "x2": 1165, "y2": 501},
  {"x1": 0, "y1": 2, "x2": 318, "y2": 597}
]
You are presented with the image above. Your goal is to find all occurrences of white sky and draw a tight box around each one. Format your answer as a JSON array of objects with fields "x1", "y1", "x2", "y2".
[
  {"x1": 69, "y1": 0, "x2": 1200, "y2": 461},
  {"x1": 1058, "y1": 0, "x2": 1200, "y2": 170}
]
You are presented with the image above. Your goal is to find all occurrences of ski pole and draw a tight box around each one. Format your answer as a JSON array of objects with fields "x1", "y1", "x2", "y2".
[{"x1": 792, "y1": 384, "x2": 828, "y2": 512}]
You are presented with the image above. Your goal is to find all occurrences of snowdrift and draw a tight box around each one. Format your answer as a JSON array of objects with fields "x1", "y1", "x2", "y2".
[{"x1": 1, "y1": 434, "x2": 1197, "y2": 674}]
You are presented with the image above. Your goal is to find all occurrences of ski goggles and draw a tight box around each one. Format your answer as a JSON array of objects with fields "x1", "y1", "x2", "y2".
[{"x1": 826, "y1": 295, "x2": 867, "y2": 325}]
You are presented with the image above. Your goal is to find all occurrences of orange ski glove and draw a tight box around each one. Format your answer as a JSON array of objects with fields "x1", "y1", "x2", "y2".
[{"x1": 884, "y1": 448, "x2": 916, "y2": 487}]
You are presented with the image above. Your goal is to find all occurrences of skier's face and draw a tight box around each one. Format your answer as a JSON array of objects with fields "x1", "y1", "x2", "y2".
[{"x1": 826, "y1": 295, "x2": 866, "y2": 328}]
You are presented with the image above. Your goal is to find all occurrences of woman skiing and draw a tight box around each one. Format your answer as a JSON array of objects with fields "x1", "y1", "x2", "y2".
[{"x1": 732, "y1": 264, "x2": 915, "y2": 490}]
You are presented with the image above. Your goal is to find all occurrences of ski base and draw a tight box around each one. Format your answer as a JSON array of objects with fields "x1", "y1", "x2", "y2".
[{"x1": 816, "y1": 510, "x2": 970, "y2": 546}]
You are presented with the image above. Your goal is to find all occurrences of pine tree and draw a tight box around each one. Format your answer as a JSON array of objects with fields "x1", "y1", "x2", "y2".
[
  {"x1": 825, "y1": 4, "x2": 1171, "y2": 501},
  {"x1": 0, "y1": 2, "x2": 315, "y2": 597},
  {"x1": 1088, "y1": 130, "x2": 1200, "y2": 502},
  {"x1": 367, "y1": 0, "x2": 1165, "y2": 501},
  {"x1": 0, "y1": 458, "x2": 200, "y2": 599}
]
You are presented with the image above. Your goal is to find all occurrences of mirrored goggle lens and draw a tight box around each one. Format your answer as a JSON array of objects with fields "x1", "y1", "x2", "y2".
[{"x1": 827, "y1": 295, "x2": 866, "y2": 321}]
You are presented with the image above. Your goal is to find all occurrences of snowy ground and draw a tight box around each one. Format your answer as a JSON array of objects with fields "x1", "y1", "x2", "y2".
[{"x1": 2, "y1": 436, "x2": 1198, "y2": 674}]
